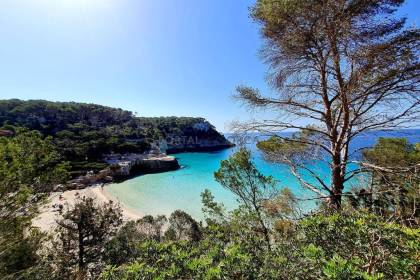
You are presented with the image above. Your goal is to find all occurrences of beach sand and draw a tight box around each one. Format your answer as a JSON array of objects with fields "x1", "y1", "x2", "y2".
[{"x1": 32, "y1": 185, "x2": 142, "y2": 232}]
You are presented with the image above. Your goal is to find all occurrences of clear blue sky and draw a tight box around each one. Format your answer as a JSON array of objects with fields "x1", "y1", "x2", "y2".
[{"x1": 0, "y1": 0, "x2": 419, "y2": 132}]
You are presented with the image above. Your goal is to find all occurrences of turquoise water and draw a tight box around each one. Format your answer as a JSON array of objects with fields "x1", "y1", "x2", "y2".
[
  {"x1": 106, "y1": 150, "x2": 239, "y2": 220},
  {"x1": 105, "y1": 147, "x2": 332, "y2": 220},
  {"x1": 105, "y1": 130, "x2": 420, "y2": 220}
]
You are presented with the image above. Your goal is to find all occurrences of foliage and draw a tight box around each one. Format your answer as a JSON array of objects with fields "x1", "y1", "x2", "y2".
[
  {"x1": 135, "y1": 215, "x2": 168, "y2": 241},
  {"x1": 0, "y1": 130, "x2": 69, "y2": 280},
  {"x1": 0, "y1": 129, "x2": 69, "y2": 199},
  {"x1": 166, "y1": 210, "x2": 202, "y2": 242},
  {"x1": 100, "y1": 210, "x2": 419, "y2": 280},
  {"x1": 349, "y1": 138, "x2": 420, "y2": 226},
  {"x1": 201, "y1": 189, "x2": 226, "y2": 223},
  {"x1": 103, "y1": 221, "x2": 148, "y2": 266},
  {"x1": 299, "y1": 212, "x2": 419, "y2": 279},
  {"x1": 257, "y1": 135, "x2": 308, "y2": 161},
  {"x1": 0, "y1": 99, "x2": 230, "y2": 173},
  {"x1": 363, "y1": 138, "x2": 419, "y2": 167},
  {"x1": 215, "y1": 148, "x2": 276, "y2": 248},
  {"x1": 48, "y1": 197, "x2": 123, "y2": 279},
  {"x1": 234, "y1": 0, "x2": 420, "y2": 208}
]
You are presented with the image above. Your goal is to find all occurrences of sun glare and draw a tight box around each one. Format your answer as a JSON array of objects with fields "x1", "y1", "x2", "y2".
[
  {"x1": 21, "y1": 0, "x2": 117, "y2": 23},
  {"x1": 58, "y1": 0, "x2": 110, "y2": 10},
  {"x1": 26, "y1": 0, "x2": 114, "y2": 15}
]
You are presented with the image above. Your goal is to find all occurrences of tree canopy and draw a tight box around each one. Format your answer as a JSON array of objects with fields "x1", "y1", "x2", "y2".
[
  {"x1": 234, "y1": 0, "x2": 419, "y2": 208},
  {"x1": 0, "y1": 99, "x2": 230, "y2": 173}
]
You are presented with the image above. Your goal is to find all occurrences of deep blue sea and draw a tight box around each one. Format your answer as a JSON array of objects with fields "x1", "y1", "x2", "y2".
[{"x1": 105, "y1": 129, "x2": 420, "y2": 220}]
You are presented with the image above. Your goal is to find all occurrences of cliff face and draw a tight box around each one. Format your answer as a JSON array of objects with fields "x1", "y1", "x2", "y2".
[
  {"x1": 130, "y1": 156, "x2": 180, "y2": 175},
  {"x1": 166, "y1": 137, "x2": 234, "y2": 153},
  {"x1": 105, "y1": 153, "x2": 180, "y2": 178},
  {"x1": 67, "y1": 153, "x2": 180, "y2": 189},
  {"x1": 154, "y1": 120, "x2": 234, "y2": 153}
]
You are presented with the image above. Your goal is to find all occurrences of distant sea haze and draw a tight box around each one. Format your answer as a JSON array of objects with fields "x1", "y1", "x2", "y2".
[{"x1": 105, "y1": 129, "x2": 420, "y2": 220}]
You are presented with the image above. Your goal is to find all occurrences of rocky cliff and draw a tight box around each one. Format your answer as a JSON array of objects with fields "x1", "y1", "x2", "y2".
[
  {"x1": 105, "y1": 153, "x2": 180, "y2": 178},
  {"x1": 166, "y1": 137, "x2": 234, "y2": 153},
  {"x1": 67, "y1": 153, "x2": 180, "y2": 189}
]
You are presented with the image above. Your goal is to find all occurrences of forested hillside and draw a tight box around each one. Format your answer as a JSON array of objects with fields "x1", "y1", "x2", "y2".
[{"x1": 0, "y1": 99, "x2": 232, "y2": 172}]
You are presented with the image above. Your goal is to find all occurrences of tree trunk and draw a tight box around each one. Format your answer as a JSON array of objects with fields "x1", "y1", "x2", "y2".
[
  {"x1": 78, "y1": 228, "x2": 85, "y2": 276},
  {"x1": 253, "y1": 202, "x2": 271, "y2": 250},
  {"x1": 331, "y1": 155, "x2": 344, "y2": 209},
  {"x1": 259, "y1": 217, "x2": 271, "y2": 251}
]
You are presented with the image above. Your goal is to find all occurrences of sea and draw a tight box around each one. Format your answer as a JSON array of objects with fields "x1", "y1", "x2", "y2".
[{"x1": 104, "y1": 129, "x2": 420, "y2": 220}]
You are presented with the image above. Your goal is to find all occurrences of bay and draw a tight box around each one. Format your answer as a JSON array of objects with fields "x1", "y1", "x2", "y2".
[{"x1": 105, "y1": 129, "x2": 420, "y2": 220}]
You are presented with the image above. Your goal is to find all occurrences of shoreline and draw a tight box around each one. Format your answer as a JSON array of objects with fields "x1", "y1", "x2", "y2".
[
  {"x1": 33, "y1": 147, "x2": 235, "y2": 232},
  {"x1": 96, "y1": 185, "x2": 143, "y2": 220},
  {"x1": 32, "y1": 184, "x2": 143, "y2": 232}
]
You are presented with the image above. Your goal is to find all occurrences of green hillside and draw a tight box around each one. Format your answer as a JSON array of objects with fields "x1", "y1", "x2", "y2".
[{"x1": 0, "y1": 99, "x2": 231, "y2": 173}]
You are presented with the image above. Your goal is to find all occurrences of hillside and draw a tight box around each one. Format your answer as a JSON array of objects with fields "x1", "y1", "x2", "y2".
[{"x1": 0, "y1": 99, "x2": 233, "y2": 173}]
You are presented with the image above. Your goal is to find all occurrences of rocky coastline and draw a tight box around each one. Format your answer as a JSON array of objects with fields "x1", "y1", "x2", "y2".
[
  {"x1": 164, "y1": 136, "x2": 235, "y2": 154},
  {"x1": 167, "y1": 143, "x2": 234, "y2": 154},
  {"x1": 66, "y1": 153, "x2": 180, "y2": 190},
  {"x1": 107, "y1": 153, "x2": 180, "y2": 179},
  {"x1": 64, "y1": 135, "x2": 234, "y2": 190}
]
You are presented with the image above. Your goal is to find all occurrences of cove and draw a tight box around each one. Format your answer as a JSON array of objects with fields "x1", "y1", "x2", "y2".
[{"x1": 104, "y1": 130, "x2": 420, "y2": 220}]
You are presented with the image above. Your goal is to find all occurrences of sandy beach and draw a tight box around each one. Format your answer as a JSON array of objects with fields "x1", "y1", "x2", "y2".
[{"x1": 32, "y1": 185, "x2": 143, "y2": 232}]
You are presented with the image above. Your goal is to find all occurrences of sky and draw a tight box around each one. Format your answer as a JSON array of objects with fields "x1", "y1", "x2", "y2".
[{"x1": 0, "y1": 0, "x2": 419, "y2": 132}]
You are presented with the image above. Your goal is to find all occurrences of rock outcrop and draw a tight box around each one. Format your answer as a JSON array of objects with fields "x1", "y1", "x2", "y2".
[
  {"x1": 147, "y1": 121, "x2": 234, "y2": 154},
  {"x1": 166, "y1": 140, "x2": 234, "y2": 153},
  {"x1": 105, "y1": 153, "x2": 180, "y2": 179},
  {"x1": 163, "y1": 133, "x2": 234, "y2": 154},
  {"x1": 67, "y1": 153, "x2": 180, "y2": 189}
]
